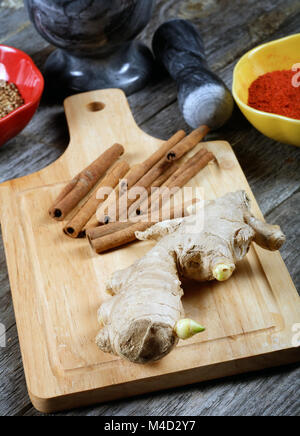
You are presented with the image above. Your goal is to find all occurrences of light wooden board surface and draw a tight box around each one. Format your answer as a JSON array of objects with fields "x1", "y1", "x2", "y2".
[
  {"x1": 0, "y1": 89, "x2": 299, "y2": 413},
  {"x1": 0, "y1": 0, "x2": 299, "y2": 417}
]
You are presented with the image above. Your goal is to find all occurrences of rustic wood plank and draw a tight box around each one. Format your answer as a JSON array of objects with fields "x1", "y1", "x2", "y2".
[
  {"x1": 0, "y1": 230, "x2": 32, "y2": 416},
  {"x1": 23, "y1": 363, "x2": 300, "y2": 416},
  {"x1": 265, "y1": 192, "x2": 300, "y2": 292},
  {"x1": 0, "y1": 0, "x2": 299, "y2": 416},
  {"x1": 0, "y1": 323, "x2": 30, "y2": 416}
]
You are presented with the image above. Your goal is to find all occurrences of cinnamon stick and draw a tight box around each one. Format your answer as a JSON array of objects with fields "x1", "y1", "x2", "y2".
[
  {"x1": 86, "y1": 222, "x2": 134, "y2": 242},
  {"x1": 118, "y1": 130, "x2": 186, "y2": 195},
  {"x1": 88, "y1": 200, "x2": 198, "y2": 254},
  {"x1": 84, "y1": 164, "x2": 145, "y2": 229},
  {"x1": 86, "y1": 130, "x2": 186, "y2": 227},
  {"x1": 121, "y1": 162, "x2": 181, "y2": 221},
  {"x1": 137, "y1": 148, "x2": 214, "y2": 216},
  {"x1": 87, "y1": 197, "x2": 195, "y2": 243},
  {"x1": 84, "y1": 211, "x2": 105, "y2": 231},
  {"x1": 129, "y1": 162, "x2": 180, "y2": 218},
  {"x1": 163, "y1": 148, "x2": 215, "y2": 189},
  {"x1": 139, "y1": 129, "x2": 186, "y2": 172},
  {"x1": 89, "y1": 222, "x2": 150, "y2": 254},
  {"x1": 83, "y1": 165, "x2": 139, "y2": 230},
  {"x1": 49, "y1": 143, "x2": 124, "y2": 221},
  {"x1": 63, "y1": 160, "x2": 130, "y2": 238},
  {"x1": 107, "y1": 129, "x2": 210, "y2": 223},
  {"x1": 165, "y1": 125, "x2": 210, "y2": 163}
]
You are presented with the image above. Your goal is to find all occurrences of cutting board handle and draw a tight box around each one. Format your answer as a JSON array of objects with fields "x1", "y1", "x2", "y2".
[
  {"x1": 0, "y1": 89, "x2": 162, "y2": 189},
  {"x1": 61, "y1": 89, "x2": 144, "y2": 170}
]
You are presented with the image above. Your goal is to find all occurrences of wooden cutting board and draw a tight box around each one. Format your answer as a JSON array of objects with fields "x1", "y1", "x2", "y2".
[{"x1": 0, "y1": 90, "x2": 299, "y2": 413}]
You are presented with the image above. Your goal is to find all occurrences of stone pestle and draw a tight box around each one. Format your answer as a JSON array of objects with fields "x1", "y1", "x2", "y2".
[{"x1": 152, "y1": 19, "x2": 234, "y2": 130}]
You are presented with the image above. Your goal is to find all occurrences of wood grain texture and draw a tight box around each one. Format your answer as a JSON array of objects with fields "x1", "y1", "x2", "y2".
[
  {"x1": 0, "y1": 0, "x2": 299, "y2": 416},
  {"x1": 0, "y1": 89, "x2": 299, "y2": 414}
]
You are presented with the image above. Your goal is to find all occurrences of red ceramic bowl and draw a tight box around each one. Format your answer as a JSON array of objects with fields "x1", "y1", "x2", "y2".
[{"x1": 0, "y1": 45, "x2": 44, "y2": 147}]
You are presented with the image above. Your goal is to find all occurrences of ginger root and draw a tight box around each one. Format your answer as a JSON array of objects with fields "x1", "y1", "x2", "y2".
[{"x1": 96, "y1": 191, "x2": 285, "y2": 364}]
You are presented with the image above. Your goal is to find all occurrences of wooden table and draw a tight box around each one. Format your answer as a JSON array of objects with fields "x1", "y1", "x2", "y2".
[{"x1": 0, "y1": 0, "x2": 299, "y2": 416}]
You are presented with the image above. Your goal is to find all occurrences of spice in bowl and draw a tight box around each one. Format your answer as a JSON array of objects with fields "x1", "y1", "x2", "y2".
[
  {"x1": 248, "y1": 70, "x2": 300, "y2": 120},
  {"x1": 0, "y1": 80, "x2": 24, "y2": 119}
]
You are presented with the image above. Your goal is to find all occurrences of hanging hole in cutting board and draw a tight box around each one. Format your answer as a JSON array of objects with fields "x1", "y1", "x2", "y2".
[{"x1": 87, "y1": 102, "x2": 105, "y2": 112}]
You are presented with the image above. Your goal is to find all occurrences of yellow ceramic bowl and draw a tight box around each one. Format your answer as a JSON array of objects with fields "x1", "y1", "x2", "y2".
[{"x1": 233, "y1": 34, "x2": 300, "y2": 147}]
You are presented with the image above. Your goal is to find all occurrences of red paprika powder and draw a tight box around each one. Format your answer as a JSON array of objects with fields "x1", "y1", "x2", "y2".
[{"x1": 248, "y1": 69, "x2": 300, "y2": 120}]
